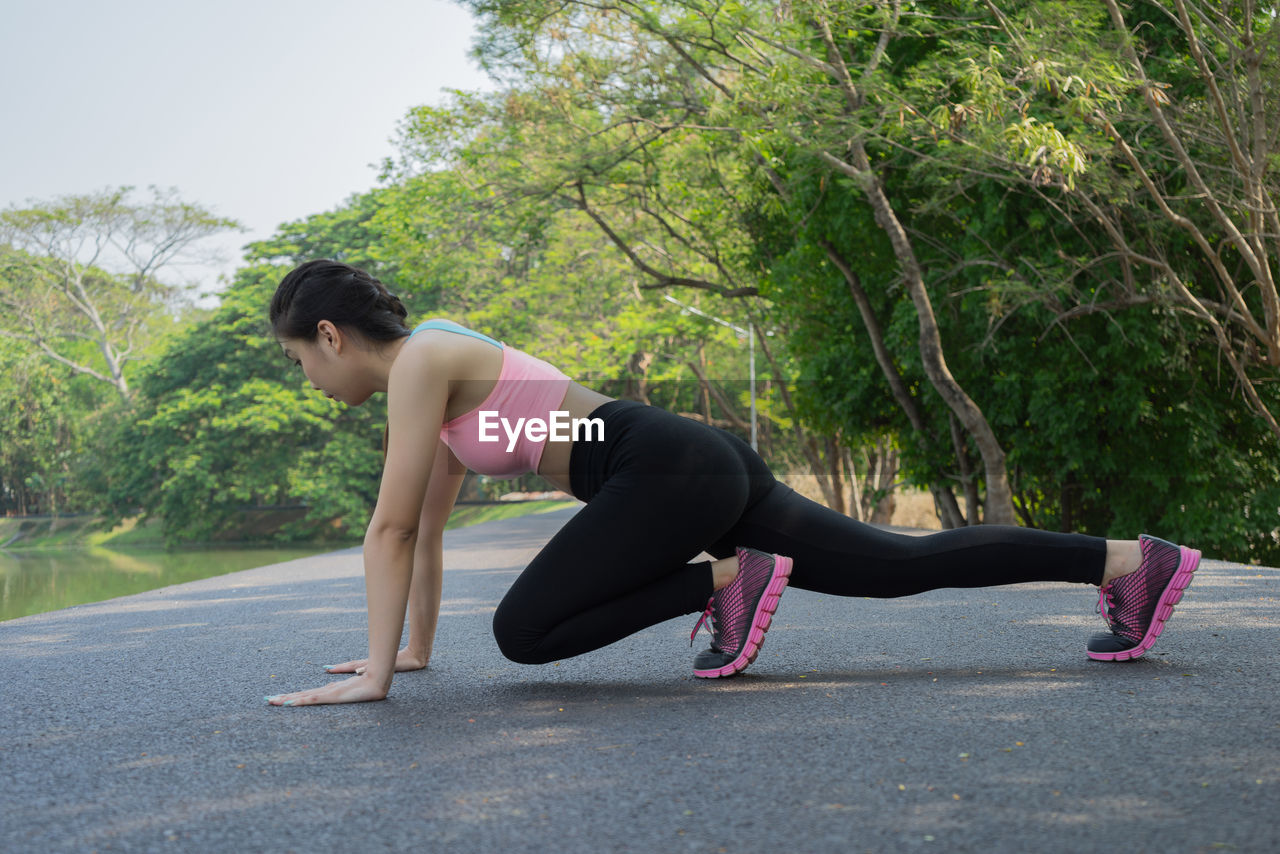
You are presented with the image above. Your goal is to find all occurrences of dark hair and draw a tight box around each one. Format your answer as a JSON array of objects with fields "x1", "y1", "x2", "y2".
[{"x1": 270, "y1": 259, "x2": 411, "y2": 344}]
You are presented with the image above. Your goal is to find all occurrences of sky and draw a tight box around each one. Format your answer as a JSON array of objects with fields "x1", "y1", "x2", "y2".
[{"x1": 1, "y1": 0, "x2": 493, "y2": 301}]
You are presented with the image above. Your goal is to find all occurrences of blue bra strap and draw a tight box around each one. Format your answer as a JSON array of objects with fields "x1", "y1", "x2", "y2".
[{"x1": 408, "y1": 319, "x2": 503, "y2": 349}]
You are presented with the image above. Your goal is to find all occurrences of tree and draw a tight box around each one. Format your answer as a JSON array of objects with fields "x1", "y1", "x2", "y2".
[
  {"x1": 458, "y1": 0, "x2": 1023, "y2": 522},
  {"x1": 383, "y1": 88, "x2": 893, "y2": 515},
  {"x1": 0, "y1": 186, "x2": 241, "y2": 400},
  {"x1": 0, "y1": 339, "x2": 112, "y2": 516},
  {"x1": 897, "y1": 0, "x2": 1280, "y2": 443},
  {"x1": 89, "y1": 261, "x2": 365, "y2": 542},
  {"x1": 460, "y1": 0, "x2": 1280, "y2": 529}
]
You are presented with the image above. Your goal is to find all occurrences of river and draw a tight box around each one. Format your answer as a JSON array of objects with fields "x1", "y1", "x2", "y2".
[{"x1": 0, "y1": 545, "x2": 338, "y2": 621}]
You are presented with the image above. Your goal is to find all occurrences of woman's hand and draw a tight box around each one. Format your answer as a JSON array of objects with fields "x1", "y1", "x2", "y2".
[
  {"x1": 322, "y1": 646, "x2": 428, "y2": 675},
  {"x1": 265, "y1": 673, "x2": 388, "y2": 707}
]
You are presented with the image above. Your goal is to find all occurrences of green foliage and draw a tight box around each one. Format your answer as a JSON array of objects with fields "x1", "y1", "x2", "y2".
[
  {"x1": 380, "y1": 90, "x2": 791, "y2": 429},
  {"x1": 0, "y1": 187, "x2": 242, "y2": 399},
  {"x1": 755, "y1": 146, "x2": 1280, "y2": 560},
  {"x1": 87, "y1": 262, "x2": 384, "y2": 544},
  {"x1": 8, "y1": 0, "x2": 1279, "y2": 566},
  {"x1": 0, "y1": 339, "x2": 113, "y2": 515}
]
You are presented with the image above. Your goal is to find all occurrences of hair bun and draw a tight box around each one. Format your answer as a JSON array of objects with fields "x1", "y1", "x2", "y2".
[
  {"x1": 370, "y1": 278, "x2": 408, "y2": 320},
  {"x1": 273, "y1": 259, "x2": 411, "y2": 344},
  {"x1": 386, "y1": 293, "x2": 408, "y2": 320}
]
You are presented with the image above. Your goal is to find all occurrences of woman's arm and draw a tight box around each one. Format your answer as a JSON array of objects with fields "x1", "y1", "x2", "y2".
[
  {"x1": 324, "y1": 443, "x2": 465, "y2": 674},
  {"x1": 404, "y1": 446, "x2": 466, "y2": 663},
  {"x1": 267, "y1": 339, "x2": 453, "y2": 707},
  {"x1": 401, "y1": 536, "x2": 444, "y2": 667}
]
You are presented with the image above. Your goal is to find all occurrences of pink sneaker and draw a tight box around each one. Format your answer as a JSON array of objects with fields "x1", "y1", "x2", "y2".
[
  {"x1": 1087, "y1": 534, "x2": 1200, "y2": 661},
  {"x1": 690, "y1": 547, "x2": 793, "y2": 678}
]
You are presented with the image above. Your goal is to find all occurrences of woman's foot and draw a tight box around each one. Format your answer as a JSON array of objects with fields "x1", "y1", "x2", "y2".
[
  {"x1": 1101, "y1": 539, "x2": 1142, "y2": 586},
  {"x1": 690, "y1": 547, "x2": 793, "y2": 678},
  {"x1": 710, "y1": 555, "x2": 740, "y2": 590},
  {"x1": 1087, "y1": 534, "x2": 1200, "y2": 661}
]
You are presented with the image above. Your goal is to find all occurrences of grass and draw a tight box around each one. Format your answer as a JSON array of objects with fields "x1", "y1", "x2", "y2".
[
  {"x1": 0, "y1": 515, "x2": 106, "y2": 549},
  {"x1": 444, "y1": 500, "x2": 581, "y2": 531},
  {"x1": 0, "y1": 499, "x2": 583, "y2": 551}
]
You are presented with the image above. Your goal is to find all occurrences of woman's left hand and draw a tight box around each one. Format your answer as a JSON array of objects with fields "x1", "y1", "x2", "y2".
[{"x1": 265, "y1": 673, "x2": 388, "y2": 707}]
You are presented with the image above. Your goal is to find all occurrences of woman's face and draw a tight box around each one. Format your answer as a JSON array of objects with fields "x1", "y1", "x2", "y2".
[{"x1": 279, "y1": 321, "x2": 370, "y2": 406}]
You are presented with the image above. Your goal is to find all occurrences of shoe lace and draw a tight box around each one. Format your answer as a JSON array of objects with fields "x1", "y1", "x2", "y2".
[
  {"x1": 1097, "y1": 585, "x2": 1115, "y2": 624},
  {"x1": 1096, "y1": 584, "x2": 1122, "y2": 635},
  {"x1": 690, "y1": 601, "x2": 716, "y2": 648},
  {"x1": 1097, "y1": 583, "x2": 1136, "y2": 637}
]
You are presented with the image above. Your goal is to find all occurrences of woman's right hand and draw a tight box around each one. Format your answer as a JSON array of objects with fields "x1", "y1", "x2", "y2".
[{"x1": 324, "y1": 646, "x2": 428, "y2": 675}]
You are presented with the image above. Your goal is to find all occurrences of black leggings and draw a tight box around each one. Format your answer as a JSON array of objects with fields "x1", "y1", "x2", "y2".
[{"x1": 491, "y1": 400, "x2": 1106, "y2": 664}]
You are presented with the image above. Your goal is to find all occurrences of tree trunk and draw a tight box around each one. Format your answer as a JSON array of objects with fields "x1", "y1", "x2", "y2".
[
  {"x1": 823, "y1": 242, "x2": 971, "y2": 528},
  {"x1": 698, "y1": 342, "x2": 711, "y2": 424},
  {"x1": 749, "y1": 316, "x2": 842, "y2": 509},
  {"x1": 819, "y1": 145, "x2": 1018, "y2": 525},
  {"x1": 843, "y1": 444, "x2": 865, "y2": 521},
  {"x1": 685, "y1": 359, "x2": 749, "y2": 432},
  {"x1": 625, "y1": 349, "x2": 654, "y2": 403},
  {"x1": 866, "y1": 439, "x2": 899, "y2": 525},
  {"x1": 825, "y1": 434, "x2": 847, "y2": 516},
  {"x1": 931, "y1": 485, "x2": 967, "y2": 529},
  {"x1": 948, "y1": 413, "x2": 982, "y2": 525}
]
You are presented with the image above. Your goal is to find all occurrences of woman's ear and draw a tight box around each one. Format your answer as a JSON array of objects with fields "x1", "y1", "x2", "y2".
[{"x1": 315, "y1": 320, "x2": 346, "y2": 354}]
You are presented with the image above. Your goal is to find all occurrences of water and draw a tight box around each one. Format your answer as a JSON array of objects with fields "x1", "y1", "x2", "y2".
[{"x1": 0, "y1": 545, "x2": 338, "y2": 622}]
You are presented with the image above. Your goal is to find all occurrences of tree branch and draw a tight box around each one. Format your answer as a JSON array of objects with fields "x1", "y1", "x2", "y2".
[
  {"x1": 568, "y1": 182, "x2": 757, "y2": 296},
  {"x1": 1103, "y1": 0, "x2": 1273, "y2": 299},
  {"x1": 1085, "y1": 111, "x2": 1269, "y2": 344}
]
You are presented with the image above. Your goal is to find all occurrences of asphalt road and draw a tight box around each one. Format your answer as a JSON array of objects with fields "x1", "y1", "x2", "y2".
[{"x1": 2, "y1": 505, "x2": 1277, "y2": 853}]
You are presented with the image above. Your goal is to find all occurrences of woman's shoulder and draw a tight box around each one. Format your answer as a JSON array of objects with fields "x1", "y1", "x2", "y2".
[
  {"x1": 408, "y1": 317, "x2": 504, "y2": 349},
  {"x1": 397, "y1": 319, "x2": 505, "y2": 385}
]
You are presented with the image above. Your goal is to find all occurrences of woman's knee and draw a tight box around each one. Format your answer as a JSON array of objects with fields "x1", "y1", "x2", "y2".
[{"x1": 491, "y1": 600, "x2": 553, "y2": 665}]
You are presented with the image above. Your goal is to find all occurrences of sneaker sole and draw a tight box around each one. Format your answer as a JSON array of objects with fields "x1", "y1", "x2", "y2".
[
  {"x1": 1087, "y1": 546, "x2": 1201, "y2": 662},
  {"x1": 693, "y1": 554, "x2": 793, "y2": 678}
]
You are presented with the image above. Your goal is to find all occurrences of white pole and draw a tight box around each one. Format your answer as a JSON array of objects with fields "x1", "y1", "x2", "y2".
[{"x1": 749, "y1": 323, "x2": 757, "y2": 451}]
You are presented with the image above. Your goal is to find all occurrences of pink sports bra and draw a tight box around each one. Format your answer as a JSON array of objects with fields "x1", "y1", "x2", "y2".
[{"x1": 408, "y1": 319, "x2": 573, "y2": 480}]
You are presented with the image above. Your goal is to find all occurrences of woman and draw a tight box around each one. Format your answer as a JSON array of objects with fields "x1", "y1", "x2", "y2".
[{"x1": 264, "y1": 260, "x2": 1200, "y2": 707}]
